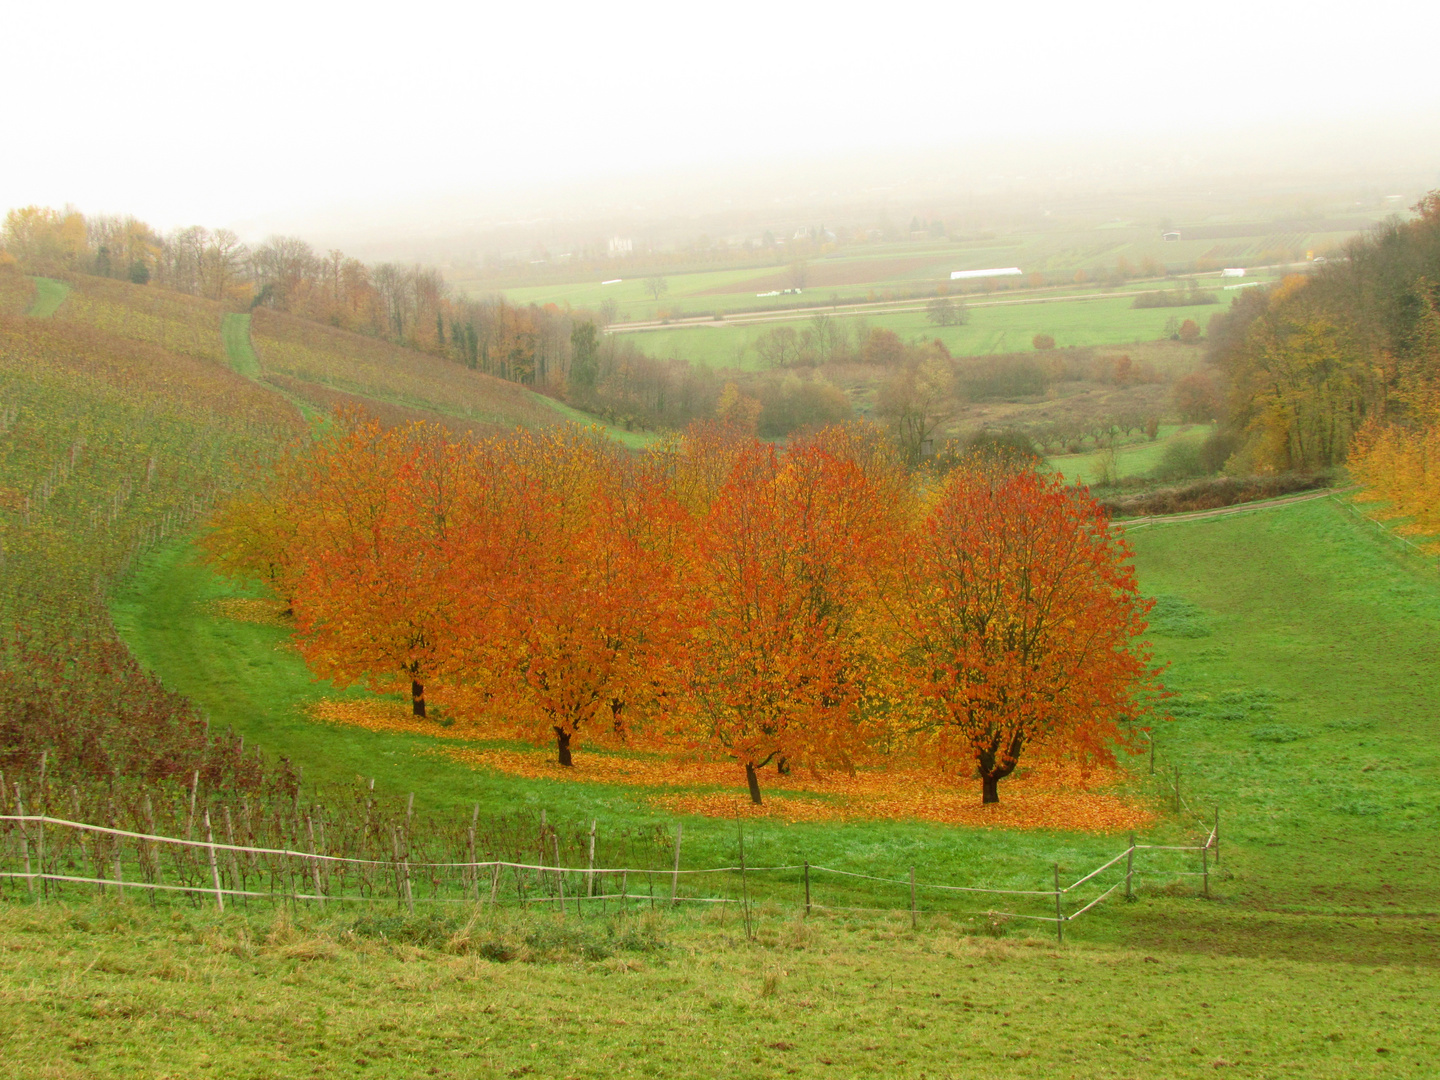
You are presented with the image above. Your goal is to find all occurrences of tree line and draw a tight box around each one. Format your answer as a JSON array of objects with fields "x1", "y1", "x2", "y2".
[
  {"x1": 203, "y1": 414, "x2": 1164, "y2": 806},
  {"x1": 1206, "y1": 191, "x2": 1440, "y2": 476}
]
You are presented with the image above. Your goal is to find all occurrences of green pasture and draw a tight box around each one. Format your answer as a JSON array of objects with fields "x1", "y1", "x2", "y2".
[
  {"x1": 5, "y1": 897, "x2": 1437, "y2": 1080},
  {"x1": 622, "y1": 293, "x2": 1211, "y2": 370},
  {"x1": 452, "y1": 214, "x2": 1334, "y2": 324},
  {"x1": 113, "y1": 496, "x2": 1440, "y2": 926},
  {"x1": 1047, "y1": 424, "x2": 1212, "y2": 485},
  {"x1": 45, "y1": 489, "x2": 1440, "y2": 1078},
  {"x1": 25, "y1": 276, "x2": 70, "y2": 318}
]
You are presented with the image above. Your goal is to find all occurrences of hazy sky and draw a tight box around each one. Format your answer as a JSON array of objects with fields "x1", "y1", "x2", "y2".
[{"x1": 6, "y1": 0, "x2": 1438, "y2": 236}]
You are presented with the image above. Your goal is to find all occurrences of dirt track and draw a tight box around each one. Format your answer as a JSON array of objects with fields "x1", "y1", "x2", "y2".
[{"x1": 1118, "y1": 487, "x2": 1348, "y2": 530}]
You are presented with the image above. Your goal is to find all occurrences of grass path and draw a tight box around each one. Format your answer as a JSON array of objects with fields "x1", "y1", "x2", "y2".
[
  {"x1": 220, "y1": 312, "x2": 262, "y2": 377},
  {"x1": 25, "y1": 276, "x2": 70, "y2": 317}
]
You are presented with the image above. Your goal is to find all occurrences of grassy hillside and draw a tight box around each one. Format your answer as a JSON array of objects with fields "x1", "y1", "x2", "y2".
[
  {"x1": 4, "y1": 899, "x2": 1435, "y2": 1080},
  {"x1": 8, "y1": 492, "x2": 1433, "y2": 1077},
  {"x1": 112, "y1": 496, "x2": 1440, "y2": 926}
]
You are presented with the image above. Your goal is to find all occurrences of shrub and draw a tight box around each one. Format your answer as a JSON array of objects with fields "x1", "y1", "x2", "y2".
[{"x1": 1152, "y1": 439, "x2": 1205, "y2": 481}]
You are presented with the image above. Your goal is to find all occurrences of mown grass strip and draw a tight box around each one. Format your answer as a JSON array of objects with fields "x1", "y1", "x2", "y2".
[
  {"x1": 25, "y1": 276, "x2": 70, "y2": 318},
  {"x1": 220, "y1": 312, "x2": 262, "y2": 378}
]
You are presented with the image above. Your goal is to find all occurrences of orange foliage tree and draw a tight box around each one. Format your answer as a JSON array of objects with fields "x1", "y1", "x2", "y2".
[
  {"x1": 680, "y1": 433, "x2": 901, "y2": 803},
  {"x1": 287, "y1": 416, "x2": 478, "y2": 718},
  {"x1": 466, "y1": 429, "x2": 692, "y2": 765},
  {"x1": 877, "y1": 459, "x2": 1161, "y2": 803}
]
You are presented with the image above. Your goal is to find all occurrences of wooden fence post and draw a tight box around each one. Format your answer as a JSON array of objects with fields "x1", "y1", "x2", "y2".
[
  {"x1": 1053, "y1": 864, "x2": 1064, "y2": 945},
  {"x1": 909, "y1": 867, "x2": 917, "y2": 930},
  {"x1": 468, "y1": 805, "x2": 480, "y2": 902},
  {"x1": 1214, "y1": 807, "x2": 1221, "y2": 865},
  {"x1": 737, "y1": 814, "x2": 752, "y2": 941},
  {"x1": 1125, "y1": 832, "x2": 1135, "y2": 901},
  {"x1": 554, "y1": 833, "x2": 566, "y2": 915},
  {"x1": 223, "y1": 805, "x2": 241, "y2": 904},
  {"x1": 804, "y1": 861, "x2": 811, "y2": 917},
  {"x1": 205, "y1": 811, "x2": 224, "y2": 913},
  {"x1": 305, "y1": 815, "x2": 325, "y2": 907},
  {"x1": 15, "y1": 786, "x2": 33, "y2": 899},
  {"x1": 110, "y1": 800, "x2": 125, "y2": 904},
  {"x1": 670, "y1": 824, "x2": 682, "y2": 906},
  {"x1": 587, "y1": 819, "x2": 597, "y2": 899},
  {"x1": 1201, "y1": 840, "x2": 1210, "y2": 899}
]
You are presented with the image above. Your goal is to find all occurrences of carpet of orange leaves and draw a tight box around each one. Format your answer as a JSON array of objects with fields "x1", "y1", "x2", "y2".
[
  {"x1": 305, "y1": 699, "x2": 488, "y2": 740},
  {"x1": 209, "y1": 598, "x2": 294, "y2": 629},
  {"x1": 304, "y1": 697, "x2": 1153, "y2": 833}
]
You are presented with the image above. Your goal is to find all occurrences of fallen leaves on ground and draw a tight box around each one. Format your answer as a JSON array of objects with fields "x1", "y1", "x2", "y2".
[
  {"x1": 209, "y1": 598, "x2": 293, "y2": 628},
  {"x1": 306, "y1": 698, "x2": 486, "y2": 740},
  {"x1": 306, "y1": 696, "x2": 1153, "y2": 832}
]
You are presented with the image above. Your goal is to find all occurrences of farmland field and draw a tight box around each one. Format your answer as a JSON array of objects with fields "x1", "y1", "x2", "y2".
[
  {"x1": 455, "y1": 215, "x2": 1371, "y2": 326},
  {"x1": 622, "y1": 293, "x2": 1217, "y2": 370},
  {"x1": 6, "y1": 259, "x2": 1438, "y2": 1078}
]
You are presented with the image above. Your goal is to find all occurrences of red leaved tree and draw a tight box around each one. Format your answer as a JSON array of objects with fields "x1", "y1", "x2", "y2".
[{"x1": 879, "y1": 459, "x2": 1162, "y2": 803}]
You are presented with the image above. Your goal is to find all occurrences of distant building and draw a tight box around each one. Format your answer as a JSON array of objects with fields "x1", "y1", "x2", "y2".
[
  {"x1": 950, "y1": 267, "x2": 1023, "y2": 281},
  {"x1": 1221, "y1": 268, "x2": 1246, "y2": 278},
  {"x1": 1162, "y1": 231, "x2": 1181, "y2": 242},
  {"x1": 607, "y1": 237, "x2": 633, "y2": 257}
]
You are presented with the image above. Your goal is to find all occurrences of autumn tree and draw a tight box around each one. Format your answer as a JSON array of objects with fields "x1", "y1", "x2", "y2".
[
  {"x1": 876, "y1": 349, "x2": 955, "y2": 467},
  {"x1": 877, "y1": 459, "x2": 1161, "y2": 804},
  {"x1": 284, "y1": 416, "x2": 478, "y2": 718},
  {"x1": 200, "y1": 441, "x2": 314, "y2": 615},
  {"x1": 468, "y1": 429, "x2": 691, "y2": 766},
  {"x1": 681, "y1": 434, "x2": 902, "y2": 803}
]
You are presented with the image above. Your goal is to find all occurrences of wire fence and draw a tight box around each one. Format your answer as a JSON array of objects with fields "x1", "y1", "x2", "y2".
[{"x1": 0, "y1": 811, "x2": 1219, "y2": 942}]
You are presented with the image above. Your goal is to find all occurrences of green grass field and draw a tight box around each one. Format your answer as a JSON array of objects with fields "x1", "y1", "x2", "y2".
[
  {"x1": 18, "y1": 463, "x2": 1440, "y2": 1077},
  {"x1": 454, "y1": 216, "x2": 1355, "y2": 325},
  {"x1": 4, "y1": 898, "x2": 1436, "y2": 1079},
  {"x1": 620, "y1": 294, "x2": 1214, "y2": 370},
  {"x1": 26, "y1": 276, "x2": 70, "y2": 317},
  {"x1": 1047, "y1": 424, "x2": 1212, "y2": 485},
  {"x1": 17, "y1": 487, "x2": 1440, "y2": 1079}
]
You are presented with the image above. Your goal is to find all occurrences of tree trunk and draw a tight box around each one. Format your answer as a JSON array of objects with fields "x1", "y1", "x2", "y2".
[
  {"x1": 981, "y1": 774, "x2": 1000, "y2": 804},
  {"x1": 555, "y1": 728, "x2": 573, "y2": 768},
  {"x1": 411, "y1": 681, "x2": 426, "y2": 718},
  {"x1": 977, "y1": 731, "x2": 1024, "y2": 805},
  {"x1": 745, "y1": 762, "x2": 763, "y2": 805}
]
